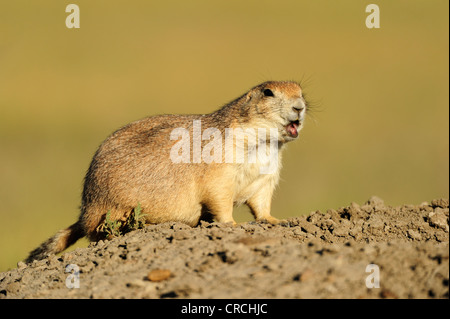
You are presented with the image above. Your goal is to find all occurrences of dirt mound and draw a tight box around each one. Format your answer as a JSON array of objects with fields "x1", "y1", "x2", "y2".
[{"x1": 1, "y1": 197, "x2": 448, "y2": 299}]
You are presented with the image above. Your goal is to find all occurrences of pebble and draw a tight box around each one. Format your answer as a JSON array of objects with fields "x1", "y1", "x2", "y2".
[
  {"x1": 407, "y1": 229, "x2": 422, "y2": 241},
  {"x1": 428, "y1": 210, "x2": 449, "y2": 232},
  {"x1": 6, "y1": 282, "x2": 21, "y2": 294},
  {"x1": 17, "y1": 261, "x2": 27, "y2": 270},
  {"x1": 431, "y1": 199, "x2": 449, "y2": 209},
  {"x1": 147, "y1": 269, "x2": 171, "y2": 282},
  {"x1": 298, "y1": 269, "x2": 314, "y2": 282},
  {"x1": 366, "y1": 196, "x2": 385, "y2": 207}
]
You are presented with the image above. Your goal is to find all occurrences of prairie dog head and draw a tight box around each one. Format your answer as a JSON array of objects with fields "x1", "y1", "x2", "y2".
[{"x1": 244, "y1": 81, "x2": 306, "y2": 142}]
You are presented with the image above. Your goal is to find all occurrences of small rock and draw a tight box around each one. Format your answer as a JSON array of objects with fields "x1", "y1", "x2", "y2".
[
  {"x1": 407, "y1": 229, "x2": 422, "y2": 241},
  {"x1": 332, "y1": 226, "x2": 349, "y2": 237},
  {"x1": 327, "y1": 209, "x2": 340, "y2": 222},
  {"x1": 172, "y1": 230, "x2": 190, "y2": 240},
  {"x1": 299, "y1": 221, "x2": 321, "y2": 235},
  {"x1": 17, "y1": 261, "x2": 27, "y2": 270},
  {"x1": 97, "y1": 240, "x2": 105, "y2": 247},
  {"x1": 6, "y1": 282, "x2": 21, "y2": 294},
  {"x1": 286, "y1": 217, "x2": 301, "y2": 226},
  {"x1": 293, "y1": 268, "x2": 314, "y2": 282},
  {"x1": 349, "y1": 202, "x2": 361, "y2": 214},
  {"x1": 324, "y1": 219, "x2": 336, "y2": 231},
  {"x1": 428, "y1": 210, "x2": 449, "y2": 232},
  {"x1": 61, "y1": 254, "x2": 73, "y2": 262},
  {"x1": 350, "y1": 231, "x2": 363, "y2": 241},
  {"x1": 366, "y1": 218, "x2": 385, "y2": 235},
  {"x1": 20, "y1": 273, "x2": 33, "y2": 285},
  {"x1": 147, "y1": 269, "x2": 171, "y2": 282},
  {"x1": 299, "y1": 269, "x2": 315, "y2": 282},
  {"x1": 47, "y1": 256, "x2": 61, "y2": 269},
  {"x1": 366, "y1": 196, "x2": 384, "y2": 207},
  {"x1": 431, "y1": 199, "x2": 449, "y2": 209},
  {"x1": 306, "y1": 211, "x2": 323, "y2": 224}
]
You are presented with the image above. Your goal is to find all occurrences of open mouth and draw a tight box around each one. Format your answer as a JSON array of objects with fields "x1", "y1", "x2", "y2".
[{"x1": 286, "y1": 120, "x2": 300, "y2": 138}]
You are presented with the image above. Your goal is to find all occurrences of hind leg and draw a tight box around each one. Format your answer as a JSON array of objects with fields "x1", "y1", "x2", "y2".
[{"x1": 200, "y1": 174, "x2": 236, "y2": 225}]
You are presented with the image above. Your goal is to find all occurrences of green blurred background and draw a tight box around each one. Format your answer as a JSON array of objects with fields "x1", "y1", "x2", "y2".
[{"x1": 0, "y1": 0, "x2": 448, "y2": 272}]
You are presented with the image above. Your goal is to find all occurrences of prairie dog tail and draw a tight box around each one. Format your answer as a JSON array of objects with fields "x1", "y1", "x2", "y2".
[{"x1": 25, "y1": 221, "x2": 85, "y2": 264}]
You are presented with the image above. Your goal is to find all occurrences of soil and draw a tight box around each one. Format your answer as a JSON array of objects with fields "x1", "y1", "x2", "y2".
[{"x1": 1, "y1": 197, "x2": 448, "y2": 299}]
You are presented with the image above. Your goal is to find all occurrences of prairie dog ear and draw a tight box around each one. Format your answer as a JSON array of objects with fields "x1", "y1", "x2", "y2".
[{"x1": 243, "y1": 89, "x2": 258, "y2": 103}]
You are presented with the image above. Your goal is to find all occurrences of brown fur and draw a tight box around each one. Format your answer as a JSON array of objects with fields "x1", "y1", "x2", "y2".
[{"x1": 25, "y1": 81, "x2": 307, "y2": 263}]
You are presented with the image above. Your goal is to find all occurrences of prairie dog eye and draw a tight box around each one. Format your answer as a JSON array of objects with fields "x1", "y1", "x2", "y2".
[{"x1": 263, "y1": 88, "x2": 274, "y2": 97}]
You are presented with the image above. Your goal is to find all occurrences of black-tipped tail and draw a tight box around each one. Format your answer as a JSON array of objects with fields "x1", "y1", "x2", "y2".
[{"x1": 25, "y1": 221, "x2": 85, "y2": 264}]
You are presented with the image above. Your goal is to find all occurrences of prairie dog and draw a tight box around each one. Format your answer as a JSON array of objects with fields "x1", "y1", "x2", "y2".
[{"x1": 25, "y1": 81, "x2": 307, "y2": 263}]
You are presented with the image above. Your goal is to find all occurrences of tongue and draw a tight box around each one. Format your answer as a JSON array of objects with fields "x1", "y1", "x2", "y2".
[{"x1": 287, "y1": 122, "x2": 299, "y2": 138}]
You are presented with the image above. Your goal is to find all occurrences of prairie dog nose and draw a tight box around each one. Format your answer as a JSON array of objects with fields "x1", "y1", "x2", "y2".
[
  {"x1": 293, "y1": 105, "x2": 305, "y2": 112},
  {"x1": 293, "y1": 97, "x2": 306, "y2": 113}
]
